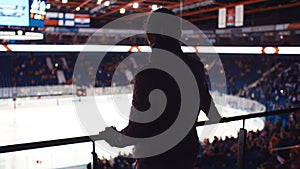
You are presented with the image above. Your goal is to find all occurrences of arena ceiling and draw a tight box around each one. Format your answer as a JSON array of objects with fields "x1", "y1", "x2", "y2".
[{"x1": 47, "y1": 0, "x2": 300, "y2": 24}]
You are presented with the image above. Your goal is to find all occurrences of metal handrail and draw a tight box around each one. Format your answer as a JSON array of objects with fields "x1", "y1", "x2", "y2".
[
  {"x1": 196, "y1": 107, "x2": 299, "y2": 126},
  {"x1": 0, "y1": 107, "x2": 298, "y2": 154},
  {"x1": 272, "y1": 145, "x2": 300, "y2": 152}
]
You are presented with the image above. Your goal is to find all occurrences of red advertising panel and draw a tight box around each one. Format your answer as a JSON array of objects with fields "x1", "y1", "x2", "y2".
[{"x1": 226, "y1": 8, "x2": 235, "y2": 27}]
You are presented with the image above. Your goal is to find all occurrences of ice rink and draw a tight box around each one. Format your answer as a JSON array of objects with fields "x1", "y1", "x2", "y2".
[{"x1": 0, "y1": 94, "x2": 265, "y2": 169}]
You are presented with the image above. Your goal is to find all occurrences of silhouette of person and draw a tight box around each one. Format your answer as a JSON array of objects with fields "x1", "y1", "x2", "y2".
[{"x1": 99, "y1": 8, "x2": 221, "y2": 169}]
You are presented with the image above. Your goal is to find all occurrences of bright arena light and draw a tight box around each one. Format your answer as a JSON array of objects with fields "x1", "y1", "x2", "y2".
[
  {"x1": 151, "y1": 4, "x2": 158, "y2": 11},
  {"x1": 17, "y1": 30, "x2": 23, "y2": 36},
  {"x1": 62, "y1": 0, "x2": 68, "y2": 4},
  {"x1": 46, "y1": 3, "x2": 51, "y2": 9},
  {"x1": 104, "y1": 0, "x2": 110, "y2": 6},
  {"x1": 263, "y1": 47, "x2": 278, "y2": 54},
  {"x1": 132, "y1": 2, "x2": 139, "y2": 9},
  {"x1": 97, "y1": 0, "x2": 102, "y2": 4},
  {"x1": 120, "y1": 8, "x2": 126, "y2": 14},
  {"x1": 75, "y1": 7, "x2": 80, "y2": 11}
]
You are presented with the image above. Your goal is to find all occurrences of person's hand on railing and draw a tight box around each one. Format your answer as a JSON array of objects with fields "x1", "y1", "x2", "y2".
[
  {"x1": 99, "y1": 126, "x2": 134, "y2": 148},
  {"x1": 98, "y1": 126, "x2": 119, "y2": 146}
]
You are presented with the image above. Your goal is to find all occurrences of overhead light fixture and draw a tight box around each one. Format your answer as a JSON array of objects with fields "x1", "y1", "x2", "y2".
[
  {"x1": 46, "y1": 3, "x2": 51, "y2": 9},
  {"x1": 120, "y1": 8, "x2": 126, "y2": 14},
  {"x1": 97, "y1": 0, "x2": 102, "y2": 5},
  {"x1": 62, "y1": 0, "x2": 68, "y2": 4},
  {"x1": 132, "y1": 2, "x2": 139, "y2": 9},
  {"x1": 151, "y1": 4, "x2": 158, "y2": 11},
  {"x1": 104, "y1": 1, "x2": 110, "y2": 6},
  {"x1": 262, "y1": 47, "x2": 279, "y2": 54},
  {"x1": 17, "y1": 30, "x2": 24, "y2": 36},
  {"x1": 76, "y1": 7, "x2": 80, "y2": 11}
]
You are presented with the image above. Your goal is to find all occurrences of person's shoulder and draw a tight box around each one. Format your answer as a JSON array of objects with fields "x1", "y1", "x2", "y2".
[{"x1": 133, "y1": 65, "x2": 154, "y2": 83}]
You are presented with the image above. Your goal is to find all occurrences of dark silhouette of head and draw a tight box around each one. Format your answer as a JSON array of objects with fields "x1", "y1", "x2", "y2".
[{"x1": 146, "y1": 8, "x2": 181, "y2": 48}]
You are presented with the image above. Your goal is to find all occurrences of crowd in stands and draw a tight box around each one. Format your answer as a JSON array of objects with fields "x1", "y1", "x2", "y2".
[
  {"x1": 240, "y1": 58, "x2": 299, "y2": 111},
  {"x1": 221, "y1": 55, "x2": 277, "y2": 95},
  {"x1": 86, "y1": 154, "x2": 135, "y2": 169},
  {"x1": 2, "y1": 52, "x2": 299, "y2": 110},
  {"x1": 2, "y1": 51, "x2": 148, "y2": 88},
  {"x1": 85, "y1": 110, "x2": 300, "y2": 169},
  {"x1": 238, "y1": 56, "x2": 299, "y2": 125},
  {"x1": 194, "y1": 111, "x2": 300, "y2": 169},
  {"x1": 43, "y1": 33, "x2": 148, "y2": 46}
]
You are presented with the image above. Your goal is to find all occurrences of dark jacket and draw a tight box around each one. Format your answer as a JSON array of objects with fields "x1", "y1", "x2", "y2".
[{"x1": 120, "y1": 43, "x2": 220, "y2": 166}]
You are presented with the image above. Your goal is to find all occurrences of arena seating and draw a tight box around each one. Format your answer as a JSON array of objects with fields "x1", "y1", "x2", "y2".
[{"x1": 3, "y1": 52, "x2": 299, "y2": 113}]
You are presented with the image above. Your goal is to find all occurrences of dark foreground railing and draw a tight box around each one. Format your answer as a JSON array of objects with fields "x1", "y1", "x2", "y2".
[
  {"x1": 0, "y1": 107, "x2": 299, "y2": 169},
  {"x1": 197, "y1": 107, "x2": 299, "y2": 126}
]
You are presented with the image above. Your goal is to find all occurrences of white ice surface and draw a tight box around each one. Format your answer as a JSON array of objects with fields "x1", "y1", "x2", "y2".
[{"x1": 0, "y1": 94, "x2": 264, "y2": 169}]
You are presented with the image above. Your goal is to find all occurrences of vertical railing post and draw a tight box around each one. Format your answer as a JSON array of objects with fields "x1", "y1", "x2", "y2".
[
  {"x1": 91, "y1": 140, "x2": 99, "y2": 169},
  {"x1": 238, "y1": 119, "x2": 247, "y2": 169}
]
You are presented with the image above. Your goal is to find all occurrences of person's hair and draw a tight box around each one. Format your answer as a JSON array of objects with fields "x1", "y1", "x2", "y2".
[{"x1": 146, "y1": 8, "x2": 181, "y2": 47}]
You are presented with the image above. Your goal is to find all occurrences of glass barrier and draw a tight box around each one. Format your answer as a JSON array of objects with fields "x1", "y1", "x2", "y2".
[{"x1": 0, "y1": 143, "x2": 94, "y2": 169}]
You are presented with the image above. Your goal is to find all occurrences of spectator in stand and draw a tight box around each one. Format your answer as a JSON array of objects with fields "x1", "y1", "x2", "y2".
[{"x1": 99, "y1": 8, "x2": 220, "y2": 169}]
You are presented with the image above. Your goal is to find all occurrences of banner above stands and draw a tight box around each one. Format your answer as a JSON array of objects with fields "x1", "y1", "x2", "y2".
[{"x1": 45, "y1": 12, "x2": 90, "y2": 27}]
